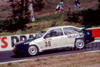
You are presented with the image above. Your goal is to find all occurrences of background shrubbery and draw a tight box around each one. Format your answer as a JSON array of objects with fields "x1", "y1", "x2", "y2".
[{"x1": 0, "y1": 0, "x2": 99, "y2": 35}]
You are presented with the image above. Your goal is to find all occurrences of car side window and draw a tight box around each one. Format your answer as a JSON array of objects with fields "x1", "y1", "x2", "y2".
[
  {"x1": 63, "y1": 27, "x2": 79, "y2": 35},
  {"x1": 45, "y1": 28, "x2": 63, "y2": 38}
]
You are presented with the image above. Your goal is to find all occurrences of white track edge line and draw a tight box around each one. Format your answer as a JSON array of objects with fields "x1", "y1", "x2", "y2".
[
  {"x1": 0, "y1": 50, "x2": 100, "y2": 65},
  {"x1": 84, "y1": 50, "x2": 100, "y2": 53},
  {"x1": 0, "y1": 59, "x2": 28, "y2": 65}
]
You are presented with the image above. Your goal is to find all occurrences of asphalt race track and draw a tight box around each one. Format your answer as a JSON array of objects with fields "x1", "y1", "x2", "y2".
[{"x1": 0, "y1": 40, "x2": 100, "y2": 63}]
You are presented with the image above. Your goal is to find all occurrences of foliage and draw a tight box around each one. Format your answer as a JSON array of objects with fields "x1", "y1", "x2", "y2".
[
  {"x1": 8, "y1": 0, "x2": 31, "y2": 23},
  {"x1": 7, "y1": 0, "x2": 45, "y2": 24},
  {"x1": 67, "y1": 0, "x2": 100, "y2": 26},
  {"x1": 33, "y1": 0, "x2": 45, "y2": 11},
  {"x1": 0, "y1": 0, "x2": 99, "y2": 34},
  {"x1": 0, "y1": 0, "x2": 45, "y2": 32}
]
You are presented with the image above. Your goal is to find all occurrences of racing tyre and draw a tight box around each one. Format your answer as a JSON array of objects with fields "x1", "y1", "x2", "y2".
[
  {"x1": 28, "y1": 46, "x2": 39, "y2": 56},
  {"x1": 75, "y1": 39, "x2": 85, "y2": 50}
]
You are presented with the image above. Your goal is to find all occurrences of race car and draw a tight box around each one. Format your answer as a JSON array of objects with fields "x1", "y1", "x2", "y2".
[{"x1": 13, "y1": 25, "x2": 94, "y2": 56}]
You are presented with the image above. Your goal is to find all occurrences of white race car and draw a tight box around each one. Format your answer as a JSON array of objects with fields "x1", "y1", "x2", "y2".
[{"x1": 13, "y1": 25, "x2": 94, "y2": 56}]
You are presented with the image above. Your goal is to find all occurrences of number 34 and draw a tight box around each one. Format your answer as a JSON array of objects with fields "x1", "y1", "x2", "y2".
[{"x1": 45, "y1": 41, "x2": 51, "y2": 47}]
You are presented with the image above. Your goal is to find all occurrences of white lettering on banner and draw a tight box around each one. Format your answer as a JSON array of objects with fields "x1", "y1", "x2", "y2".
[{"x1": 0, "y1": 34, "x2": 36, "y2": 51}]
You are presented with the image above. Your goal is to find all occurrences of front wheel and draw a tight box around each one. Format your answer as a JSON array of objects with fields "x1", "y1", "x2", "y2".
[
  {"x1": 75, "y1": 39, "x2": 85, "y2": 50},
  {"x1": 28, "y1": 46, "x2": 39, "y2": 56}
]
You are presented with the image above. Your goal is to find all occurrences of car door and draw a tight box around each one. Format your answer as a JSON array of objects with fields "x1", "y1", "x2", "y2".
[
  {"x1": 63, "y1": 27, "x2": 80, "y2": 47},
  {"x1": 43, "y1": 28, "x2": 64, "y2": 50}
]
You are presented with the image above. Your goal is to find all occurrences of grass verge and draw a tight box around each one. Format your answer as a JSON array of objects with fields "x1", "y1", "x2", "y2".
[
  {"x1": 0, "y1": 52, "x2": 100, "y2": 67},
  {"x1": 0, "y1": 11, "x2": 83, "y2": 36}
]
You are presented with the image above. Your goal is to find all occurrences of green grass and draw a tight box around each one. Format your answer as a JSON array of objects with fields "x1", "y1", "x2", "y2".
[
  {"x1": 0, "y1": 0, "x2": 99, "y2": 36},
  {"x1": 0, "y1": 10, "x2": 84, "y2": 36},
  {"x1": 34, "y1": 12, "x2": 67, "y2": 23}
]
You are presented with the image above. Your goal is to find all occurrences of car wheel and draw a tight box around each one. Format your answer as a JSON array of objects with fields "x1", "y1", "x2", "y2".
[
  {"x1": 75, "y1": 39, "x2": 85, "y2": 50},
  {"x1": 28, "y1": 46, "x2": 39, "y2": 56}
]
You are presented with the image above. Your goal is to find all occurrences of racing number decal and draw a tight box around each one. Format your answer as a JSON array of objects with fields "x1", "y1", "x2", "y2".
[{"x1": 45, "y1": 41, "x2": 51, "y2": 47}]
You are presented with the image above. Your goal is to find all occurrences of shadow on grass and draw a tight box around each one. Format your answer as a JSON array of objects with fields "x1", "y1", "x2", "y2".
[
  {"x1": 0, "y1": 19, "x2": 27, "y2": 32},
  {"x1": 0, "y1": 14, "x2": 62, "y2": 33},
  {"x1": 67, "y1": 3, "x2": 100, "y2": 26}
]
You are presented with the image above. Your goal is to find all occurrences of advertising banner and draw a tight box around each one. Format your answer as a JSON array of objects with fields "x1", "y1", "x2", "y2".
[
  {"x1": 0, "y1": 34, "x2": 36, "y2": 51},
  {"x1": 86, "y1": 27, "x2": 100, "y2": 39},
  {"x1": 0, "y1": 27, "x2": 100, "y2": 51}
]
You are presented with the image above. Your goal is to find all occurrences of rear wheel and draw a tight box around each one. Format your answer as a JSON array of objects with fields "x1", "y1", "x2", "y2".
[
  {"x1": 28, "y1": 46, "x2": 39, "y2": 56},
  {"x1": 75, "y1": 39, "x2": 85, "y2": 50}
]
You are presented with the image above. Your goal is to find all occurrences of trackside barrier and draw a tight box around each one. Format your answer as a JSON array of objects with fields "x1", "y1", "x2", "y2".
[{"x1": 0, "y1": 34, "x2": 36, "y2": 51}]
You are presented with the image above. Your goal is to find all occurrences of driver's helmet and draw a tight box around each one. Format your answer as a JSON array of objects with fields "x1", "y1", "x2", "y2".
[{"x1": 50, "y1": 30, "x2": 57, "y2": 36}]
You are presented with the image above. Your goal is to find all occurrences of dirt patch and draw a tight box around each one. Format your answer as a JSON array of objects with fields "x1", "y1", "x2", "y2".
[
  {"x1": 82, "y1": 64, "x2": 100, "y2": 67},
  {"x1": 0, "y1": 0, "x2": 98, "y2": 20}
]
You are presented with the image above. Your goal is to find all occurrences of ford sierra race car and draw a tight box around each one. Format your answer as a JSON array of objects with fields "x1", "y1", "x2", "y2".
[{"x1": 13, "y1": 26, "x2": 94, "y2": 56}]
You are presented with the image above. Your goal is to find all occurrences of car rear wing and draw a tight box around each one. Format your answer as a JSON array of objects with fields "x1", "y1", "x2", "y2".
[
  {"x1": 79, "y1": 27, "x2": 100, "y2": 40},
  {"x1": 86, "y1": 27, "x2": 100, "y2": 39}
]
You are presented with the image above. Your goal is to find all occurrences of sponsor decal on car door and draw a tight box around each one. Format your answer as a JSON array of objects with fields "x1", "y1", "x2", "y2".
[{"x1": 63, "y1": 27, "x2": 82, "y2": 47}]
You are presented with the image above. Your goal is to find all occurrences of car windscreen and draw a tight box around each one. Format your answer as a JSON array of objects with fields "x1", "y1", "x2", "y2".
[{"x1": 35, "y1": 31, "x2": 46, "y2": 38}]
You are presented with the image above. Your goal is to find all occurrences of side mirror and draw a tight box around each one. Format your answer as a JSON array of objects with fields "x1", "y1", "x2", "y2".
[{"x1": 44, "y1": 35, "x2": 47, "y2": 39}]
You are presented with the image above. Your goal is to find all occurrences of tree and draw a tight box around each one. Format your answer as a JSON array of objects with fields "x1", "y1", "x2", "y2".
[
  {"x1": 28, "y1": 0, "x2": 35, "y2": 21},
  {"x1": 33, "y1": 0, "x2": 45, "y2": 11},
  {"x1": 9, "y1": 0, "x2": 35, "y2": 23},
  {"x1": 98, "y1": 0, "x2": 100, "y2": 2}
]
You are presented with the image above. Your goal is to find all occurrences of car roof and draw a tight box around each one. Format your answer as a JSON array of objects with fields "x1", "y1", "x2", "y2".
[{"x1": 46, "y1": 25, "x2": 79, "y2": 30}]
